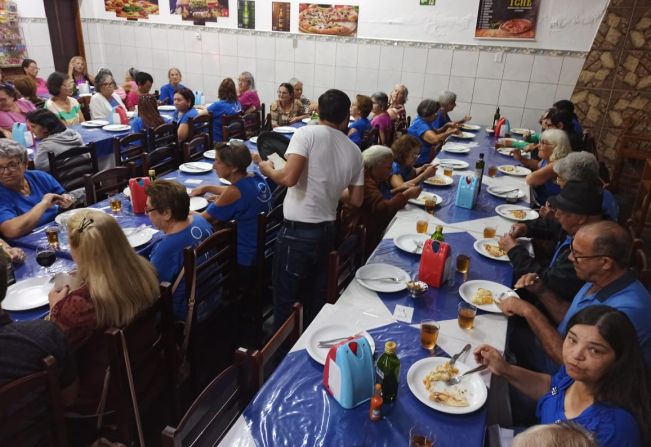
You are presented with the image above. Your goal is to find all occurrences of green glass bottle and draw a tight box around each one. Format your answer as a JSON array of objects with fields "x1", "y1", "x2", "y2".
[
  {"x1": 375, "y1": 341, "x2": 400, "y2": 403},
  {"x1": 431, "y1": 225, "x2": 445, "y2": 242}
]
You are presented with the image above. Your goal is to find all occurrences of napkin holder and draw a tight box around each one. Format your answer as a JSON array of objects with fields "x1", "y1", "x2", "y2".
[
  {"x1": 194, "y1": 90, "x2": 204, "y2": 105},
  {"x1": 495, "y1": 117, "x2": 510, "y2": 138},
  {"x1": 11, "y1": 123, "x2": 33, "y2": 148},
  {"x1": 419, "y1": 239, "x2": 451, "y2": 288},
  {"x1": 110, "y1": 105, "x2": 128, "y2": 125},
  {"x1": 455, "y1": 175, "x2": 479, "y2": 209},
  {"x1": 128, "y1": 177, "x2": 150, "y2": 214},
  {"x1": 323, "y1": 336, "x2": 374, "y2": 409}
]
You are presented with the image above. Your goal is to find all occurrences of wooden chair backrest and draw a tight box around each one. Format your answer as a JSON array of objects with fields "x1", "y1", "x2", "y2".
[
  {"x1": 83, "y1": 164, "x2": 134, "y2": 205},
  {"x1": 113, "y1": 132, "x2": 148, "y2": 176},
  {"x1": 326, "y1": 225, "x2": 366, "y2": 304},
  {"x1": 221, "y1": 113, "x2": 245, "y2": 142},
  {"x1": 187, "y1": 113, "x2": 213, "y2": 147},
  {"x1": 182, "y1": 134, "x2": 210, "y2": 163},
  {"x1": 47, "y1": 143, "x2": 99, "y2": 192}
]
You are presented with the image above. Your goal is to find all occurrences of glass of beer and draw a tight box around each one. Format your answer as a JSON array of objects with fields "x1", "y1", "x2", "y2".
[
  {"x1": 443, "y1": 166, "x2": 453, "y2": 177},
  {"x1": 483, "y1": 224, "x2": 497, "y2": 239},
  {"x1": 424, "y1": 198, "x2": 436, "y2": 215},
  {"x1": 410, "y1": 425, "x2": 435, "y2": 447},
  {"x1": 456, "y1": 254, "x2": 471, "y2": 281},
  {"x1": 416, "y1": 220, "x2": 428, "y2": 234},
  {"x1": 420, "y1": 319, "x2": 440, "y2": 352},
  {"x1": 458, "y1": 302, "x2": 477, "y2": 329},
  {"x1": 109, "y1": 193, "x2": 122, "y2": 214},
  {"x1": 45, "y1": 225, "x2": 60, "y2": 247},
  {"x1": 487, "y1": 165, "x2": 498, "y2": 177}
]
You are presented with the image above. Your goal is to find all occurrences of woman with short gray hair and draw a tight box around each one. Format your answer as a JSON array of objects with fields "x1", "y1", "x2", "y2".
[
  {"x1": 0, "y1": 139, "x2": 74, "y2": 238},
  {"x1": 370, "y1": 92, "x2": 392, "y2": 145},
  {"x1": 388, "y1": 84, "x2": 409, "y2": 132},
  {"x1": 435, "y1": 90, "x2": 471, "y2": 128},
  {"x1": 89, "y1": 70, "x2": 126, "y2": 120},
  {"x1": 408, "y1": 99, "x2": 460, "y2": 165},
  {"x1": 289, "y1": 77, "x2": 316, "y2": 113},
  {"x1": 238, "y1": 71, "x2": 261, "y2": 113}
]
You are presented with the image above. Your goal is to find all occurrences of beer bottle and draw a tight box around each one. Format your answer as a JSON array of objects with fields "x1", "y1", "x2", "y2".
[
  {"x1": 376, "y1": 341, "x2": 400, "y2": 403},
  {"x1": 148, "y1": 169, "x2": 157, "y2": 182},
  {"x1": 431, "y1": 225, "x2": 445, "y2": 242},
  {"x1": 369, "y1": 383, "x2": 383, "y2": 421},
  {"x1": 475, "y1": 153, "x2": 485, "y2": 190},
  {"x1": 492, "y1": 107, "x2": 500, "y2": 131}
]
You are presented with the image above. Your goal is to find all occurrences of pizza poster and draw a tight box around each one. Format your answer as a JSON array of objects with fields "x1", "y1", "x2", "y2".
[
  {"x1": 475, "y1": 0, "x2": 539, "y2": 40},
  {"x1": 238, "y1": 0, "x2": 255, "y2": 29},
  {"x1": 272, "y1": 2, "x2": 291, "y2": 32},
  {"x1": 170, "y1": 0, "x2": 229, "y2": 22},
  {"x1": 104, "y1": 0, "x2": 160, "y2": 20},
  {"x1": 298, "y1": 4, "x2": 359, "y2": 37}
]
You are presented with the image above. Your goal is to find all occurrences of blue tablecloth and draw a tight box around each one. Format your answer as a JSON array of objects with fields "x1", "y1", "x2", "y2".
[{"x1": 70, "y1": 123, "x2": 130, "y2": 159}]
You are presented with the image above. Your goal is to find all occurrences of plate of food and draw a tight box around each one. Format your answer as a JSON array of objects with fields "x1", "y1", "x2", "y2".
[
  {"x1": 407, "y1": 357, "x2": 488, "y2": 414},
  {"x1": 442, "y1": 144, "x2": 470, "y2": 154},
  {"x1": 497, "y1": 138, "x2": 518, "y2": 145},
  {"x1": 511, "y1": 128, "x2": 533, "y2": 135},
  {"x1": 306, "y1": 324, "x2": 375, "y2": 365},
  {"x1": 486, "y1": 186, "x2": 525, "y2": 200},
  {"x1": 495, "y1": 204, "x2": 539, "y2": 222},
  {"x1": 436, "y1": 159, "x2": 470, "y2": 170},
  {"x1": 497, "y1": 165, "x2": 531, "y2": 176},
  {"x1": 249, "y1": 136, "x2": 258, "y2": 144},
  {"x1": 473, "y1": 238, "x2": 509, "y2": 262},
  {"x1": 179, "y1": 161, "x2": 213, "y2": 174},
  {"x1": 158, "y1": 105, "x2": 176, "y2": 111},
  {"x1": 424, "y1": 175, "x2": 453, "y2": 187},
  {"x1": 394, "y1": 233, "x2": 430, "y2": 255},
  {"x1": 497, "y1": 147, "x2": 515, "y2": 157},
  {"x1": 1, "y1": 276, "x2": 51, "y2": 311},
  {"x1": 102, "y1": 124, "x2": 131, "y2": 132},
  {"x1": 355, "y1": 263, "x2": 410, "y2": 293},
  {"x1": 460, "y1": 123, "x2": 481, "y2": 131},
  {"x1": 81, "y1": 120, "x2": 109, "y2": 128},
  {"x1": 408, "y1": 192, "x2": 443, "y2": 207},
  {"x1": 499, "y1": 18, "x2": 533, "y2": 35},
  {"x1": 459, "y1": 279, "x2": 515, "y2": 313},
  {"x1": 485, "y1": 127, "x2": 495, "y2": 134},
  {"x1": 452, "y1": 132, "x2": 476, "y2": 140},
  {"x1": 273, "y1": 126, "x2": 297, "y2": 134}
]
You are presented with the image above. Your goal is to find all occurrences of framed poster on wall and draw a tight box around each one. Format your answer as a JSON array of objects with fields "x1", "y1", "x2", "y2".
[
  {"x1": 298, "y1": 4, "x2": 359, "y2": 37},
  {"x1": 238, "y1": 0, "x2": 255, "y2": 29},
  {"x1": 171, "y1": 0, "x2": 229, "y2": 22},
  {"x1": 475, "y1": 0, "x2": 539, "y2": 40}
]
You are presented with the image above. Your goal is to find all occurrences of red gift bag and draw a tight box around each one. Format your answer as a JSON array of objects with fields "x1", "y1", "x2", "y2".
[
  {"x1": 128, "y1": 177, "x2": 151, "y2": 214},
  {"x1": 418, "y1": 239, "x2": 450, "y2": 288}
]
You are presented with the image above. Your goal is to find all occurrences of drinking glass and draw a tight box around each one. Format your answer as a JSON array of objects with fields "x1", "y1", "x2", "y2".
[
  {"x1": 487, "y1": 165, "x2": 498, "y2": 177},
  {"x1": 424, "y1": 198, "x2": 436, "y2": 215},
  {"x1": 458, "y1": 302, "x2": 477, "y2": 329},
  {"x1": 420, "y1": 320, "x2": 439, "y2": 352},
  {"x1": 416, "y1": 220, "x2": 428, "y2": 234},
  {"x1": 36, "y1": 245, "x2": 57, "y2": 275},
  {"x1": 443, "y1": 166, "x2": 453, "y2": 177},
  {"x1": 109, "y1": 193, "x2": 122, "y2": 214},
  {"x1": 483, "y1": 224, "x2": 497, "y2": 239},
  {"x1": 456, "y1": 254, "x2": 471, "y2": 281},
  {"x1": 410, "y1": 424, "x2": 436, "y2": 447},
  {"x1": 45, "y1": 224, "x2": 60, "y2": 248}
]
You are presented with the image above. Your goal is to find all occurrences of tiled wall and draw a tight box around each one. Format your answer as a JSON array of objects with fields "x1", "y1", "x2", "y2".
[
  {"x1": 18, "y1": 19, "x2": 55, "y2": 76},
  {"x1": 81, "y1": 20, "x2": 585, "y2": 130}
]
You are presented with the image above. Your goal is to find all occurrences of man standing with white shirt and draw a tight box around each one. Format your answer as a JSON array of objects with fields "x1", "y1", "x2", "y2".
[{"x1": 256, "y1": 89, "x2": 364, "y2": 327}]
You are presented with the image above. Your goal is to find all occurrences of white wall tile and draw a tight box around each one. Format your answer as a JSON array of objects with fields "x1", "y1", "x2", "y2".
[
  {"x1": 219, "y1": 34, "x2": 238, "y2": 57},
  {"x1": 521, "y1": 108, "x2": 545, "y2": 130},
  {"x1": 334, "y1": 66, "x2": 356, "y2": 90},
  {"x1": 380, "y1": 45, "x2": 404, "y2": 71},
  {"x1": 294, "y1": 62, "x2": 315, "y2": 87},
  {"x1": 469, "y1": 103, "x2": 496, "y2": 127},
  {"x1": 499, "y1": 80, "x2": 528, "y2": 107},
  {"x1": 119, "y1": 25, "x2": 135, "y2": 47},
  {"x1": 405, "y1": 97, "x2": 420, "y2": 119},
  {"x1": 498, "y1": 106, "x2": 524, "y2": 128},
  {"x1": 476, "y1": 51, "x2": 504, "y2": 80},
  {"x1": 105, "y1": 45, "x2": 122, "y2": 68},
  {"x1": 202, "y1": 32, "x2": 220, "y2": 55},
  {"x1": 202, "y1": 54, "x2": 220, "y2": 77},
  {"x1": 472, "y1": 78, "x2": 500, "y2": 105},
  {"x1": 203, "y1": 74, "x2": 221, "y2": 100},
  {"x1": 559, "y1": 56, "x2": 585, "y2": 86},
  {"x1": 449, "y1": 101, "x2": 471, "y2": 121},
  {"x1": 356, "y1": 68, "x2": 378, "y2": 92},
  {"x1": 102, "y1": 24, "x2": 121, "y2": 46},
  {"x1": 236, "y1": 35, "x2": 256, "y2": 57},
  {"x1": 555, "y1": 84, "x2": 575, "y2": 102},
  {"x1": 133, "y1": 26, "x2": 151, "y2": 49},
  {"x1": 423, "y1": 74, "x2": 449, "y2": 99},
  {"x1": 275, "y1": 38, "x2": 294, "y2": 62},
  {"x1": 121, "y1": 46, "x2": 137, "y2": 67},
  {"x1": 294, "y1": 39, "x2": 315, "y2": 64},
  {"x1": 255, "y1": 36, "x2": 275, "y2": 60},
  {"x1": 185, "y1": 52, "x2": 203, "y2": 75},
  {"x1": 336, "y1": 42, "x2": 358, "y2": 68},
  {"x1": 302, "y1": 85, "x2": 315, "y2": 102},
  {"x1": 87, "y1": 23, "x2": 102, "y2": 45},
  {"x1": 447, "y1": 76, "x2": 475, "y2": 103},
  {"x1": 357, "y1": 44, "x2": 380, "y2": 70},
  {"x1": 314, "y1": 64, "x2": 335, "y2": 88},
  {"x1": 526, "y1": 82, "x2": 556, "y2": 109},
  {"x1": 503, "y1": 53, "x2": 534, "y2": 81},
  {"x1": 184, "y1": 73, "x2": 203, "y2": 92},
  {"x1": 183, "y1": 30, "x2": 203, "y2": 54},
  {"x1": 237, "y1": 57, "x2": 256, "y2": 77},
  {"x1": 257, "y1": 81, "x2": 276, "y2": 106},
  {"x1": 150, "y1": 27, "x2": 168, "y2": 50},
  {"x1": 168, "y1": 52, "x2": 186, "y2": 74},
  {"x1": 401, "y1": 72, "x2": 425, "y2": 98},
  {"x1": 275, "y1": 60, "x2": 295, "y2": 84},
  {"x1": 315, "y1": 41, "x2": 336, "y2": 66},
  {"x1": 403, "y1": 47, "x2": 428, "y2": 74},
  {"x1": 220, "y1": 55, "x2": 238, "y2": 78},
  {"x1": 451, "y1": 50, "x2": 479, "y2": 77},
  {"x1": 167, "y1": 29, "x2": 185, "y2": 52},
  {"x1": 530, "y1": 55, "x2": 563, "y2": 84},
  {"x1": 256, "y1": 58, "x2": 275, "y2": 84},
  {"x1": 377, "y1": 70, "x2": 402, "y2": 91},
  {"x1": 426, "y1": 49, "x2": 453, "y2": 76}
]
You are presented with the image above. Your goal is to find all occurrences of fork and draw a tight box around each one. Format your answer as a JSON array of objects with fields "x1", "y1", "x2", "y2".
[
  {"x1": 357, "y1": 276, "x2": 405, "y2": 283},
  {"x1": 445, "y1": 364, "x2": 487, "y2": 386},
  {"x1": 412, "y1": 240, "x2": 424, "y2": 253},
  {"x1": 184, "y1": 162, "x2": 206, "y2": 171},
  {"x1": 448, "y1": 344, "x2": 471, "y2": 367}
]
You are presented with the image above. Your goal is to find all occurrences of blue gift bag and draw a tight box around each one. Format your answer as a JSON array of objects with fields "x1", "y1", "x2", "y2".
[{"x1": 455, "y1": 175, "x2": 479, "y2": 209}]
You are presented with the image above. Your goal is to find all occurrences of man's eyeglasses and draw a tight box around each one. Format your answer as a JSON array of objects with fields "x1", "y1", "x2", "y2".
[
  {"x1": 569, "y1": 243, "x2": 607, "y2": 262},
  {"x1": 0, "y1": 162, "x2": 22, "y2": 174}
]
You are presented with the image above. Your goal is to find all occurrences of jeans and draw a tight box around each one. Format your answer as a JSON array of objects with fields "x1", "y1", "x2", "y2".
[{"x1": 272, "y1": 220, "x2": 336, "y2": 329}]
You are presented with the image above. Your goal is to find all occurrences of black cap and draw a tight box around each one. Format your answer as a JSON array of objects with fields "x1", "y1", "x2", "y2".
[{"x1": 548, "y1": 181, "x2": 603, "y2": 215}]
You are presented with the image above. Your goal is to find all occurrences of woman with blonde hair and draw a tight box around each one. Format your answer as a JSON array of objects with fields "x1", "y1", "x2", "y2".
[
  {"x1": 523, "y1": 128, "x2": 572, "y2": 204},
  {"x1": 48, "y1": 210, "x2": 159, "y2": 410},
  {"x1": 67, "y1": 55, "x2": 94, "y2": 86},
  {"x1": 512, "y1": 422, "x2": 597, "y2": 447}
]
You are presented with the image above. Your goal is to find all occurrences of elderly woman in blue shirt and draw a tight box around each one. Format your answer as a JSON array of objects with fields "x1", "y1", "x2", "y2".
[
  {"x1": 172, "y1": 87, "x2": 198, "y2": 144},
  {"x1": 407, "y1": 99, "x2": 459, "y2": 166},
  {"x1": 0, "y1": 139, "x2": 73, "y2": 238}
]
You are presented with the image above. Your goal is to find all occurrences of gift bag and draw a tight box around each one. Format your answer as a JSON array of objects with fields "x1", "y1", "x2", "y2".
[
  {"x1": 455, "y1": 175, "x2": 479, "y2": 209},
  {"x1": 128, "y1": 177, "x2": 151, "y2": 214},
  {"x1": 418, "y1": 239, "x2": 450, "y2": 288},
  {"x1": 323, "y1": 336, "x2": 374, "y2": 409}
]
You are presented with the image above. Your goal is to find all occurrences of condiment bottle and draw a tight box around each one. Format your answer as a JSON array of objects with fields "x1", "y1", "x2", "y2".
[
  {"x1": 369, "y1": 383, "x2": 383, "y2": 421},
  {"x1": 475, "y1": 153, "x2": 485, "y2": 190},
  {"x1": 431, "y1": 225, "x2": 445, "y2": 242},
  {"x1": 148, "y1": 169, "x2": 157, "y2": 182},
  {"x1": 376, "y1": 341, "x2": 400, "y2": 403}
]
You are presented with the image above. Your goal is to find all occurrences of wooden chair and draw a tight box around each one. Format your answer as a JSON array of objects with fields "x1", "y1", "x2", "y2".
[
  {"x1": 360, "y1": 126, "x2": 379, "y2": 151},
  {"x1": 187, "y1": 113, "x2": 213, "y2": 147},
  {"x1": 144, "y1": 144, "x2": 180, "y2": 177},
  {"x1": 103, "y1": 288, "x2": 176, "y2": 446},
  {"x1": 221, "y1": 113, "x2": 245, "y2": 142},
  {"x1": 182, "y1": 134, "x2": 210, "y2": 163},
  {"x1": 113, "y1": 132, "x2": 148, "y2": 176},
  {"x1": 262, "y1": 113, "x2": 272, "y2": 132},
  {"x1": 83, "y1": 164, "x2": 134, "y2": 205},
  {"x1": 242, "y1": 109, "x2": 261, "y2": 139},
  {"x1": 0, "y1": 356, "x2": 68, "y2": 447},
  {"x1": 631, "y1": 242, "x2": 651, "y2": 292},
  {"x1": 148, "y1": 122, "x2": 178, "y2": 153},
  {"x1": 326, "y1": 225, "x2": 366, "y2": 305},
  {"x1": 78, "y1": 95, "x2": 91, "y2": 121},
  {"x1": 47, "y1": 143, "x2": 99, "y2": 192},
  {"x1": 235, "y1": 303, "x2": 303, "y2": 396}
]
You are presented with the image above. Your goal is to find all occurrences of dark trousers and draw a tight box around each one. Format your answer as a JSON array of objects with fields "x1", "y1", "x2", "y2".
[{"x1": 272, "y1": 220, "x2": 336, "y2": 329}]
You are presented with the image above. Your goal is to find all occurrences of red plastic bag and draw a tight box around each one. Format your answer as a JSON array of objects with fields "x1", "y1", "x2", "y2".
[
  {"x1": 418, "y1": 239, "x2": 450, "y2": 288},
  {"x1": 128, "y1": 177, "x2": 151, "y2": 214}
]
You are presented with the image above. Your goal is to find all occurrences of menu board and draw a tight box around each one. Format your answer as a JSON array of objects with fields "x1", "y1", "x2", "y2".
[
  {"x1": 238, "y1": 0, "x2": 255, "y2": 29},
  {"x1": 298, "y1": 4, "x2": 359, "y2": 37},
  {"x1": 272, "y1": 2, "x2": 290, "y2": 32},
  {"x1": 475, "y1": 0, "x2": 539, "y2": 40}
]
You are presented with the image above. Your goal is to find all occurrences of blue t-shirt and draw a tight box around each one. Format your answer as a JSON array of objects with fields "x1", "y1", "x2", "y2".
[
  {"x1": 159, "y1": 82, "x2": 185, "y2": 105},
  {"x1": 348, "y1": 117, "x2": 371, "y2": 145},
  {"x1": 408, "y1": 116, "x2": 436, "y2": 165},
  {"x1": 602, "y1": 189, "x2": 619, "y2": 221},
  {"x1": 391, "y1": 161, "x2": 415, "y2": 182},
  {"x1": 572, "y1": 117, "x2": 583, "y2": 135},
  {"x1": 207, "y1": 100, "x2": 242, "y2": 143},
  {"x1": 149, "y1": 214, "x2": 214, "y2": 320},
  {"x1": 206, "y1": 173, "x2": 272, "y2": 266},
  {"x1": 130, "y1": 116, "x2": 143, "y2": 133},
  {"x1": 0, "y1": 170, "x2": 65, "y2": 228},
  {"x1": 537, "y1": 366, "x2": 642, "y2": 447},
  {"x1": 558, "y1": 271, "x2": 651, "y2": 364},
  {"x1": 432, "y1": 110, "x2": 449, "y2": 130},
  {"x1": 533, "y1": 159, "x2": 562, "y2": 204},
  {"x1": 172, "y1": 107, "x2": 198, "y2": 126}
]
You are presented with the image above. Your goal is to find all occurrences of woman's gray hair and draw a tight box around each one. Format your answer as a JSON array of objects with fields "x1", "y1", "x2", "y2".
[
  {"x1": 371, "y1": 91, "x2": 389, "y2": 110},
  {"x1": 391, "y1": 84, "x2": 409, "y2": 103},
  {"x1": 541, "y1": 128, "x2": 572, "y2": 162},
  {"x1": 240, "y1": 71, "x2": 255, "y2": 90},
  {"x1": 0, "y1": 139, "x2": 28, "y2": 164},
  {"x1": 289, "y1": 77, "x2": 303, "y2": 88},
  {"x1": 95, "y1": 70, "x2": 114, "y2": 88},
  {"x1": 128, "y1": 67, "x2": 139, "y2": 80},
  {"x1": 553, "y1": 151, "x2": 599, "y2": 183},
  {"x1": 438, "y1": 90, "x2": 457, "y2": 106},
  {"x1": 363, "y1": 145, "x2": 393, "y2": 170}
]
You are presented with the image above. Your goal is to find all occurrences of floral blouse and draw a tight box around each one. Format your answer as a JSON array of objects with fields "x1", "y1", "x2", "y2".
[{"x1": 270, "y1": 99, "x2": 304, "y2": 127}]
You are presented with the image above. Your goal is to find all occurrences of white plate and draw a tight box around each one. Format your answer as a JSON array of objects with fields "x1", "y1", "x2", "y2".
[
  {"x1": 203, "y1": 149, "x2": 216, "y2": 160},
  {"x1": 442, "y1": 145, "x2": 470, "y2": 154},
  {"x1": 306, "y1": 324, "x2": 375, "y2": 365},
  {"x1": 486, "y1": 186, "x2": 525, "y2": 200},
  {"x1": 394, "y1": 233, "x2": 430, "y2": 255},
  {"x1": 78, "y1": 93, "x2": 92, "y2": 98},
  {"x1": 355, "y1": 263, "x2": 410, "y2": 293},
  {"x1": 55, "y1": 207, "x2": 100, "y2": 226},
  {"x1": 301, "y1": 117, "x2": 311, "y2": 124},
  {"x1": 102, "y1": 124, "x2": 131, "y2": 132},
  {"x1": 511, "y1": 128, "x2": 532, "y2": 135},
  {"x1": 220, "y1": 178, "x2": 231, "y2": 185},
  {"x1": 179, "y1": 161, "x2": 213, "y2": 174},
  {"x1": 473, "y1": 238, "x2": 509, "y2": 262},
  {"x1": 190, "y1": 196, "x2": 208, "y2": 211},
  {"x1": 497, "y1": 147, "x2": 515, "y2": 156},
  {"x1": 495, "y1": 204, "x2": 539, "y2": 222},
  {"x1": 123, "y1": 186, "x2": 131, "y2": 197},
  {"x1": 497, "y1": 138, "x2": 518, "y2": 145},
  {"x1": 459, "y1": 279, "x2": 515, "y2": 314},
  {"x1": 408, "y1": 192, "x2": 442, "y2": 207},
  {"x1": 158, "y1": 105, "x2": 176, "y2": 111},
  {"x1": 123, "y1": 227, "x2": 153, "y2": 248},
  {"x1": 407, "y1": 357, "x2": 488, "y2": 414},
  {"x1": 424, "y1": 175, "x2": 453, "y2": 187},
  {"x1": 460, "y1": 123, "x2": 481, "y2": 131},
  {"x1": 273, "y1": 126, "x2": 296, "y2": 134},
  {"x1": 126, "y1": 111, "x2": 135, "y2": 119},
  {"x1": 452, "y1": 132, "x2": 476, "y2": 139},
  {"x1": 485, "y1": 127, "x2": 495, "y2": 134},
  {"x1": 26, "y1": 148, "x2": 34, "y2": 156},
  {"x1": 81, "y1": 120, "x2": 109, "y2": 128},
  {"x1": 249, "y1": 136, "x2": 258, "y2": 144},
  {"x1": 1, "y1": 276, "x2": 51, "y2": 311},
  {"x1": 436, "y1": 159, "x2": 469, "y2": 170},
  {"x1": 497, "y1": 165, "x2": 531, "y2": 176}
]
